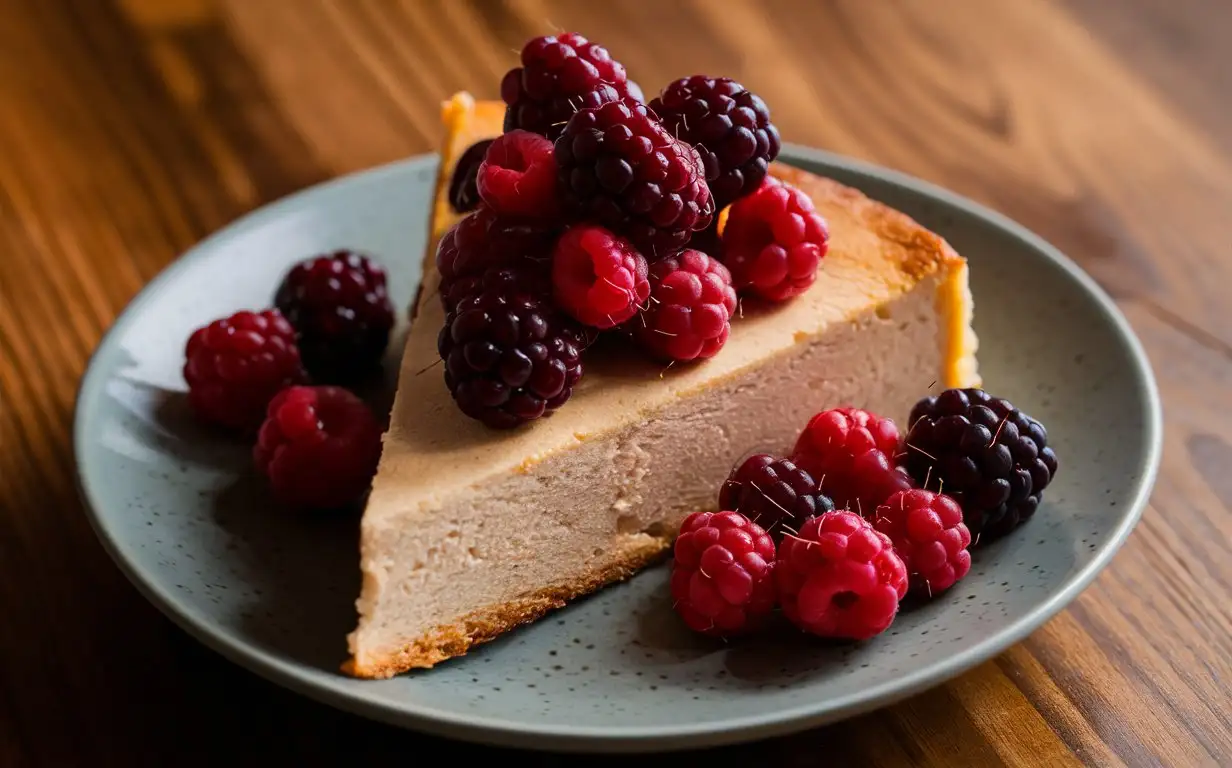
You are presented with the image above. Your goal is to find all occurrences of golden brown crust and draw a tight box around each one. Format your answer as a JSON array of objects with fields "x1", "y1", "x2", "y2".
[{"x1": 343, "y1": 538, "x2": 671, "y2": 678}]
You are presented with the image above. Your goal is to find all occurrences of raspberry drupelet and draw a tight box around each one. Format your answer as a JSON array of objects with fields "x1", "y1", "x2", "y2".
[
  {"x1": 649, "y1": 76, "x2": 781, "y2": 210},
  {"x1": 873, "y1": 489, "x2": 972, "y2": 597},
  {"x1": 633, "y1": 249, "x2": 737, "y2": 362},
  {"x1": 670, "y1": 511, "x2": 777, "y2": 637},
  {"x1": 273, "y1": 251, "x2": 395, "y2": 384},
  {"x1": 183, "y1": 309, "x2": 307, "y2": 433},
  {"x1": 551, "y1": 224, "x2": 650, "y2": 329},
  {"x1": 501, "y1": 33, "x2": 631, "y2": 140},
  {"x1": 722, "y1": 179, "x2": 830, "y2": 302},
  {"x1": 555, "y1": 99, "x2": 715, "y2": 259},
  {"x1": 254, "y1": 385, "x2": 383, "y2": 511},
  {"x1": 718, "y1": 454, "x2": 835, "y2": 541},
  {"x1": 791, "y1": 406, "x2": 913, "y2": 517},
  {"x1": 776, "y1": 510, "x2": 908, "y2": 640}
]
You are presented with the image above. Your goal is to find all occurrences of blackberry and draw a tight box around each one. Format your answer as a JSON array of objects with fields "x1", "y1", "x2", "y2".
[
  {"x1": 718, "y1": 454, "x2": 835, "y2": 540},
  {"x1": 649, "y1": 76, "x2": 781, "y2": 210},
  {"x1": 501, "y1": 32, "x2": 630, "y2": 140},
  {"x1": 435, "y1": 206, "x2": 555, "y2": 311},
  {"x1": 447, "y1": 139, "x2": 494, "y2": 213},
  {"x1": 901, "y1": 388, "x2": 1059, "y2": 543},
  {"x1": 274, "y1": 251, "x2": 394, "y2": 384},
  {"x1": 555, "y1": 99, "x2": 714, "y2": 259},
  {"x1": 438, "y1": 287, "x2": 584, "y2": 429}
]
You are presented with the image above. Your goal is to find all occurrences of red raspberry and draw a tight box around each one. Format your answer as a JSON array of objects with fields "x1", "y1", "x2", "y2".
[
  {"x1": 555, "y1": 99, "x2": 714, "y2": 258},
  {"x1": 670, "y1": 511, "x2": 777, "y2": 637},
  {"x1": 435, "y1": 207, "x2": 555, "y2": 311},
  {"x1": 722, "y1": 179, "x2": 830, "y2": 301},
  {"x1": 633, "y1": 249, "x2": 736, "y2": 362},
  {"x1": 791, "y1": 407, "x2": 912, "y2": 517},
  {"x1": 183, "y1": 309, "x2": 306, "y2": 433},
  {"x1": 776, "y1": 510, "x2": 908, "y2": 640},
  {"x1": 476, "y1": 130, "x2": 561, "y2": 220},
  {"x1": 273, "y1": 250, "x2": 395, "y2": 384},
  {"x1": 501, "y1": 32, "x2": 630, "y2": 140},
  {"x1": 649, "y1": 76, "x2": 781, "y2": 210},
  {"x1": 717, "y1": 454, "x2": 835, "y2": 540},
  {"x1": 873, "y1": 489, "x2": 972, "y2": 597},
  {"x1": 551, "y1": 224, "x2": 649, "y2": 329},
  {"x1": 253, "y1": 385, "x2": 383, "y2": 510}
]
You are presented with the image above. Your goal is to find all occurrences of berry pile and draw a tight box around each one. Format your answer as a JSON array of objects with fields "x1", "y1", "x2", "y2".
[
  {"x1": 670, "y1": 388, "x2": 1058, "y2": 641},
  {"x1": 438, "y1": 31, "x2": 825, "y2": 428},
  {"x1": 182, "y1": 250, "x2": 395, "y2": 512}
]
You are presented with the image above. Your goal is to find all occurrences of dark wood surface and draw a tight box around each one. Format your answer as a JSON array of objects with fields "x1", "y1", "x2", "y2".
[{"x1": 2, "y1": 1, "x2": 1230, "y2": 765}]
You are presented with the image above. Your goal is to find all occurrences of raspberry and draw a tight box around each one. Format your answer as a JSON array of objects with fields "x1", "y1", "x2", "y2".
[
  {"x1": 632, "y1": 249, "x2": 736, "y2": 362},
  {"x1": 649, "y1": 76, "x2": 781, "y2": 210},
  {"x1": 448, "y1": 139, "x2": 494, "y2": 213},
  {"x1": 273, "y1": 251, "x2": 395, "y2": 384},
  {"x1": 183, "y1": 309, "x2": 306, "y2": 433},
  {"x1": 551, "y1": 225, "x2": 649, "y2": 329},
  {"x1": 872, "y1": 489, "x2": 971, "y2": 597},
  {"x1": 435, "y1": 207, "x2": 555, "y2": 311},
  {"x1": 791, "y1": 407, "x2": 913, "y2": 517},
  {"x1": 776, "y1": 510, "x2": 908, "y2": 640},
  {"x1": 254, "y1": 385, "x2": 383, "y2": 511},
  {"x1": 901, "y1": 388, "x2": 1059, "y2": 543},
  {"x1": 476, "y1": 130, "x2": 561, "y2": 219},
  {"x1": 722, "y1": 179, "x2": 830, "y2": 301},
  {"x1": 718, "y1": 454, "x2": 835, "y2": 540},
  {"x1": 438, "y1": 287, "x2": 584, "y2": 428},
  {"x1": 501, "y1": 32, "x2": 629, "y2": 140},
  {"x1": 555, "y1": 100, "x2": 714, "y2": 258},
  {"x1": 670, "y1": 511, "x2": 777, "y2": 637}
]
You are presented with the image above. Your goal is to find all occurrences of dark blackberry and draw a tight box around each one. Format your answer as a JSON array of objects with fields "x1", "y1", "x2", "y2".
[
  {"x1": 649, "y1": 76, "x2": 781, "y2": 210},
  {"x1": 901, "y1": 388, "x2": 1059, "y2": 543},
  {"x1": 274, "y1": 251, "x2": 394, "y2": 384},
  {"x1": 718, "y1": 453, "x2": 836, "y2": 540},
  {"x1": 435, "y1": 206, "x2": 556, "y2": 311},
  {"x1": 501, "y1": 32, "x2": 630, "y2": 140},
  {"x1": 437, "y1": 287, "x2": 584, "y2": 429},
  {"x1": 555, "y1": 99, "x2": 714, "y2": 259},
  {"x1": 447, "y1": 139, "x2": 494, "y2": 213}
]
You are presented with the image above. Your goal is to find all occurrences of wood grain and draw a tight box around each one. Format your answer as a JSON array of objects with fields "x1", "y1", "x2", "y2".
[{"x1": 2, "y1": 0, "x2": 1231, "y2": 765}]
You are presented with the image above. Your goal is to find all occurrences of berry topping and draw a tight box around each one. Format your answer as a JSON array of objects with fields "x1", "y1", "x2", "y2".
[
  {"x1": 273, "y1": 251, "x2": 395, "y2": 384},
  {"x1": 649, "y1": 76, "x2": 781, "y2": 210},
  {"x1": 872, "y1": 489, "x2": 972, "y2": 597},
  {"x1": 254, "y1": 385, "x2": 383, "y2": 511},
  {"x1": 551, "y1": 224, "x2": 650, "y2": 329},
  {"x1": 633, "y1": 249, "x2": 737, "y2": 362},
  {"x1": 791, "y1": 407, "x2": 913, "y2": 516},
  {"x1": 438, "y1": 286, "x2": 584, "y2": 429},
  {"x1": 183, "y1": 309, "x2": 306, "y2": 433},
  {"x1": 775, "y1": 510, "x2": 908, "y2": 640},
  {"x1": 901, "y1": 388, "x2": 1058, "y2": 543},
  {"x1": 670, "y1": 511, "x2": 777, "y2": 637},
  {"x1": 448, "y1": 139, "x2": 494, "y2": 213},
  {"x1": 501, "y1": 32, "x2": 629, "y2": 140},
  {"x1": 722, "y1": 179, "x2": 829, "y2": 301},
  {"x1": 555, "y1": 100, "x2": 715, "y2": 258},
  {"x1": 476, "y1": 130, "x2": 562, "y2": 219},
  {"x1": 435, "y1": 207, "x2": 555, "y2": 311},
  {"x1": 718, "y1": 454, "x2": 836, "y2": 540}
]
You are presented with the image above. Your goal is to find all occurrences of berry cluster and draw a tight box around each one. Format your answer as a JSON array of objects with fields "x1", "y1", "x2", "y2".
[
  {"x1": 182, "y1": 250, "x2": 395, "y2": 512},
  {"x1": 439, "y1": 32, "x2": 830, "y2": 428},
  {"x1": 671, "y1": 389, "x2": 1057, "y2": 640}
]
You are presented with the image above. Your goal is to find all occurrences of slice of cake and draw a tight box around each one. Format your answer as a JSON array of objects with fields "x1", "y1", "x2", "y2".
[{"x1": 343, "y1": 92, "x2": 978, "y2": 678}]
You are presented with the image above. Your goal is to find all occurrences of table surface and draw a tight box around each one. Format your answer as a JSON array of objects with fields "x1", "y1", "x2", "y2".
[{"x1": 2, "y1": 1, "x2": 1230, "y2": 765}]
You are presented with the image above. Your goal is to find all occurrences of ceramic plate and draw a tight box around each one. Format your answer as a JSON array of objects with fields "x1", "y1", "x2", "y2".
[{"x1": 74, "y1": 147, "x2": 1162, "y2": 753}]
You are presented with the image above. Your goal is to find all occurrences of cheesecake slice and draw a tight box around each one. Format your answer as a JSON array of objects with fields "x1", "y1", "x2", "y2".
[{"x1": 344, "y1": 93, "x2": 979, "y2": 678}]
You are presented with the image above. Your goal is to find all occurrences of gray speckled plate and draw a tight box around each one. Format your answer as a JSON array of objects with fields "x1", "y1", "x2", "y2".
[{"x1": 73, "y1": 147, "x2": 1161, "y2": 753}]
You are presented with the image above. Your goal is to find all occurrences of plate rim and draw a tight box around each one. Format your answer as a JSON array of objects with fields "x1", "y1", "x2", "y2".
[{"x1": 72, "y1": 145, "x2": 1163, "y2": 753}]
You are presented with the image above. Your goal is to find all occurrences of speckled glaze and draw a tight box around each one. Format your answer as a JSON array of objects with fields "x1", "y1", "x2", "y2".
[{"x1": 73, "y1": 147, "x2": 1162, "y2": 753}]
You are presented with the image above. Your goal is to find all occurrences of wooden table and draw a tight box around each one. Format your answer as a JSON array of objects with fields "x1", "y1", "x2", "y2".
[{"x1": 2, "y1": 1, "x2": 1230, "y2": 764}]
